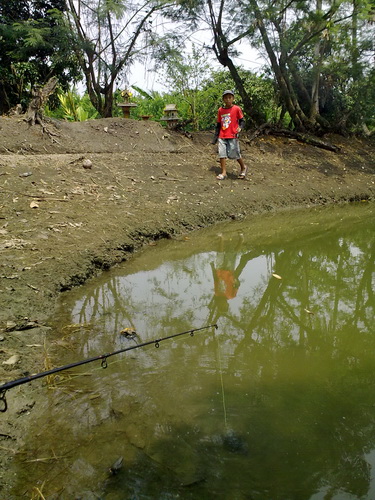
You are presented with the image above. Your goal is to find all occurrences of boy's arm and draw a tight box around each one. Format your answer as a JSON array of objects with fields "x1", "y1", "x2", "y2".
[
  {"x1": 212, "y1": 122, "x2": 221, "y2": 144},
  {"x1": 238, "y1": 118, "x2": 245, "y2": 133}
]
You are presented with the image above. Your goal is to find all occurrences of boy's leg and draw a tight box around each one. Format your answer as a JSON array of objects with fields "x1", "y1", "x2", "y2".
[
  {"x1": 226, "y1": 139, "x2": 247, "y2": 178},
  {"x1": 237, "y1": 157, "x2": 248, "y2": 178},
  {"x1": 217, "y1": 139, "x2": 228, "y2": 179},
  {"x1": 219, "y1": 157, "x2": 227, "y2": 177}
]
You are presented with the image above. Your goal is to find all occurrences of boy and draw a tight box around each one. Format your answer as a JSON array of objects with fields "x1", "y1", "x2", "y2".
[{"x1": 212, "y1": 90, "x2": 247, "y2": 180}]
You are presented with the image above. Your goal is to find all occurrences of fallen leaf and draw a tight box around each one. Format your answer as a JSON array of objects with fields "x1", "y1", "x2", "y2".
[
  {"x1": 71, "y1": 186, "x2": 85, "y2": 195},
  {"x1": 167, "y1": 195, "x2": 179, "y2": 204},
  {"x1": 38, "y1": 189, "x2": 55, "y2": 195},
  {"x1": 3, "y1": 354, "x2": 20, "y2": 365},
  {"x1": 89, "y1": 394, "x2": 101, "y2": 400},
  {"x1": 304, "y1": 308, "x2": 314, "y2": 315},
  {"x1": 120, "y1": 327, "x2": 137, "y2": 337}
]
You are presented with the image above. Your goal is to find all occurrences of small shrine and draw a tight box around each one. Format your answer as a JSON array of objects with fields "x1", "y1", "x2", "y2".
[
  {"x1": 160, "y1": 104, "x2": 180, "y2": 128},
  {"x1": 117, "y1": 89, "x2": 137, "y2": 118}
]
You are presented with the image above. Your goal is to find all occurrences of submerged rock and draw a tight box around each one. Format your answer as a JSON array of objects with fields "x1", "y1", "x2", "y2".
[{"x1": 222, "y1": 429, "x2": 248, "y2": 455}]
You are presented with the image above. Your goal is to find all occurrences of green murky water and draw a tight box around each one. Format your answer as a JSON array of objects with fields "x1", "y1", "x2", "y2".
[{"x1": 8, "y1": 203, "x2": 375, "y2": 499}]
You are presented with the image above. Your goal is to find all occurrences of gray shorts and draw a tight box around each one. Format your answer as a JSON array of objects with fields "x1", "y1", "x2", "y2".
[{"x1": 218, "y1": 138, "x2": 241, "y2": 159}]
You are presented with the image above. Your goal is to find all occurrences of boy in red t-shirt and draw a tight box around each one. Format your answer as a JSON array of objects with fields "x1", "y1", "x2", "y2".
[{"x1": 212, "y1": 90, "x2": 248, "y2": 180}]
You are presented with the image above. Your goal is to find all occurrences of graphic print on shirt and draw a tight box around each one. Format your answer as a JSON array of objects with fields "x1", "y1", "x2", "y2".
[{"x1": 221, "y1": 113, "x2": 231, "y2": 130}]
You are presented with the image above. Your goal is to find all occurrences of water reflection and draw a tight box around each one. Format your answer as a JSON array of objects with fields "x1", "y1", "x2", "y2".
[
  {"x1": 8, "y1": 204, "x2": 375, "y2": 499},
  {"x1": 60, "y1": 208, "x2": 373, "y2": 355}
]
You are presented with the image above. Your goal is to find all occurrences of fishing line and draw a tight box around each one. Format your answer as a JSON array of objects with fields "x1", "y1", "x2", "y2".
[
  {"x1": 0, "y1": 324, "x2": 217, "y2": 412},
  {"x1": 215, "y1": 330, "x2": 228, "y2": 431}
]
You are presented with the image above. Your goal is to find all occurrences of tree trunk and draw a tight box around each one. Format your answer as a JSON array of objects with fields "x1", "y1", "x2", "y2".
[
  {"x1": 310, "y1": 0, "x2": 323, "y2": 120},
  {"x1": 250, "y1": 0, "x2": 316, "y2": 132},
  {"x1": 208, "y1": 0, "x2": 266, "y2": 126},
  {"x1": 248, "y1": 123, "x2": 341, "y2": 152},
  {"x1": 213, "y1": 41, "x2": 265, "y2": 125},
  {"x1": 25, "y1": 77, "x2": 59, "y2": 126},
  {"x1": 103, "y1": 81, "x2": 115, "y2": 118},
  {"x1": 226, "y1": 57, "x2": 266, "y2": 125}
]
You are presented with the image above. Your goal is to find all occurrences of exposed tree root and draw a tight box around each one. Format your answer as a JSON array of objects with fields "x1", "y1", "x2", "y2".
[
  {"x1": 24, "y1": 76, "x2": 60, "y2": 142},
  {"x1": 248, "y1": 123, "x2": 341, "y2": 152}
]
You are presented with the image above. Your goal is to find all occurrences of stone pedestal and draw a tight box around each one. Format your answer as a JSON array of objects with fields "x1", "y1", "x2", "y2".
[{"x1": 118, "y1": 102, "x2": 137, "y2": 118}]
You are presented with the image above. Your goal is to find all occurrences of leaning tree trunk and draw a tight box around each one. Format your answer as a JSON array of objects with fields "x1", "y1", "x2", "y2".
[
  {"x1": 25, "y1": 77, "x2": 59, "y2": 127},
  {"x1": 208, "y1": 0, "x2": 266, "y2": 127}
]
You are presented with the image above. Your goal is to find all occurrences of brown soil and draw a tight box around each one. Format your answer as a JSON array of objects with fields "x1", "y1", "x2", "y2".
[{"x1": 0, "y1": 115, "x2": 374, "y2": 490}]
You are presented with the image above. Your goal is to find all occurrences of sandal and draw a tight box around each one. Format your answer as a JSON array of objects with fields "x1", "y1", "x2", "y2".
[
  {"x1": 238, "y1": 166, "x2": 248, "y2": 179},
  {"x1": 216, "y1": 174, "x2": 227, "y2": 180}
]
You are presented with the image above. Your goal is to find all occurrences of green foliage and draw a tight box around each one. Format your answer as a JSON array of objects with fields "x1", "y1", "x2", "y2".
[
  {"x1": 64, "y1": 0, "x2": 181, "y2": 118},
  {"x1": 111, "y1": 68, "x2": 278, "y2": 131},
  {"x1": 199, "y1": 69, "x2": 277, "y2": 129},
  {"x1": 45, "y1": 90, "x2": 98, "y2": 121},
  {"x1": 113, "y1": 88, "x2": 167, "y2": 120},
  {"x1": 158, "y1": 44, "x2": 212, "y2": 130},
  {"x1": 12, "y1": 20, "x2": 51, "y2": 49},
  {"x1": 97, "y1": 0, "x2": 126, "y2": 20},
  {"x1": 4, "y1": 0, "x2": 370, "y2": 134},
  {"x1": 218, "y1": 0, "x2": 374, "y2": 132},
  {"x1": 319, "y1": 65, "x2": 375, "y2": 132},
  {"x1": 143, "y1": 47, "x2": 276, "y2": 131},
  {"x1": 0, "y1": 1, "x2": 80, "y2": 114},
  {"x1": 131, "y1": 86, "x2": 154, "y2": 100}
]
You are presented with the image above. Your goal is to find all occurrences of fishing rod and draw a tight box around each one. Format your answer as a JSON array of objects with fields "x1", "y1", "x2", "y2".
[{"x1": 0, "y1": 324, "x2": 217, "y2": 413}]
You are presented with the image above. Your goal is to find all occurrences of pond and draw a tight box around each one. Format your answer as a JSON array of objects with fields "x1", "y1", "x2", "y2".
[{"x1": 7, "y1": 203, "x2": 375, "y2": 499}]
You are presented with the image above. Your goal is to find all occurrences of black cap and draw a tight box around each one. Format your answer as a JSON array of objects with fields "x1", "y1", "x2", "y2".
[{"x1": 222, "y1": 90, "x2": 234, "y2": 97}]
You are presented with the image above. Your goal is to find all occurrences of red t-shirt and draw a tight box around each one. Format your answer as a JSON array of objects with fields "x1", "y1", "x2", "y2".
[
  {"x1": 217, "y1": 105, "x2": 244, "y2": 139},
  {"x1": 214, "y1": 269, "x2": 239, "y2": 299}
]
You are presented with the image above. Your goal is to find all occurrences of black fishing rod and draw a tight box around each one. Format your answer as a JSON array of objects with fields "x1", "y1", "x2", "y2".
[{"x1": 0, "y1": 324, "x2": 217, "y2": 413}]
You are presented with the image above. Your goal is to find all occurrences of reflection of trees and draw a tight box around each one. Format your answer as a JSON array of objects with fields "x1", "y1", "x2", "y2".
[
  {"x1": 223, "y1": 229, "x2": 375, "y2": 499},
  {"x1": 78, "y1": 276, "x2": 137, "y2": 330},
  {"x1": 242, "y1": 234, "x2": 372, "y2": 345},
  {"x1": 205, "y1": 229, "x2": 373, "y2": 346},
  {"x1": 353, "y1": 240, "x2": 374, "y2": 332},
  {"x1": 59, "y1": 220, "x2": 373, "y2": 365}
]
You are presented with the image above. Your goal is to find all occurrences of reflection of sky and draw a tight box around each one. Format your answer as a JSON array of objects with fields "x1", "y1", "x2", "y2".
[
  {"x1": 71, "y1": 252, "x2": 271, "y2": 333},
  {"x1": 125, "y1": 254, "x2": 269, "y2": 304},
  {"x1": 235, "y1": 255, "x2": 268, "y2": 295}
]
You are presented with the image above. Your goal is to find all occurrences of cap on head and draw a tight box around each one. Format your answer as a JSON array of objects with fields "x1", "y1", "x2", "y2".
[{"x1": 222, "y1": 90, "x2": 234, "y2": 97}]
